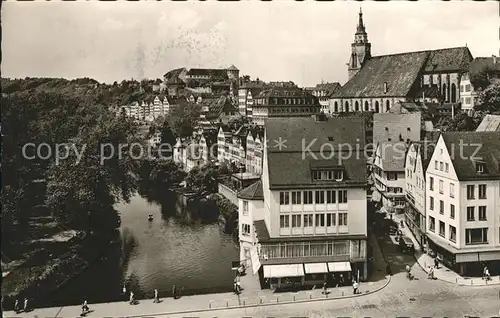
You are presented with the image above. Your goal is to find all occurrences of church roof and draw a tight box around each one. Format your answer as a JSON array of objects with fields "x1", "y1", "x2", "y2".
[{"x1": 335, "y1": 47, "x2": 473, "y2": 99}]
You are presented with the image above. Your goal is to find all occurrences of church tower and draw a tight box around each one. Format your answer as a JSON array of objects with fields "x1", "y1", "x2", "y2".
[{"x1": 348, "y1": 8, "x2": 372, "y2": 80}]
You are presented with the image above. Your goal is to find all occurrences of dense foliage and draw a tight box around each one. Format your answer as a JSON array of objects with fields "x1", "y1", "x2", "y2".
[
  {"x1": 166, "y1": 101, "x2": 202, "y2": 138},
  {"x1": 1, "y1": 82, "x2": 143, "y2": 251},
  {"x1": 476, "y1": 81, "x2": 500, "y2": 114},
  {"x1": 185, "y1": 163, "x2": 219, "y2": 193},
  {"x1": 436, "y1": 112, "x2": 482, "y2": 132}
]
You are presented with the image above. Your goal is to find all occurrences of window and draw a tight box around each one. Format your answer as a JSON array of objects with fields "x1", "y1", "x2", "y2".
[
  {"x1": 467, "y1": 206, "x2": 475, "y2": 221},
  {"x1": 439, "y1": 180, "x2": 444, "y2": 194},
  {"x1": 467, "y1": 185, "x2": 475, "y2": 199},
  {"x1": 450, "y1": 183, "x2": 455, "y2": 198},
  {"x1": 315, "y1": 214, "x2": 325, "y2": 227},
  {"x1": 429, "y1": 177, "x2": 434, "y2": 191},
  {"x1": 439, "y1": 221, "x2": 445, "y2": 237},
  {"x1": 338, "y1": 190, "x2": 348, "y2": 203},
  {"x1": 450, "y1": 204, "x2": 455, "y2": 219},
  {"x1": 387, "y1": 173, "x2": 397, "y2": 181},
  {"x1": 326, "y1": 190, "x2": 336, "y2": 203},
  {"x1": 465, "y1": 228, "x2": 488, "y2": 245},
  {"x1": 280, "y1": 192, "x2": 289, "y2": 205},
  {"x1": 434, "y1": 160, "x2": 438, "y2": 170},
  {"x1": 429, "y1": 196, "x2": 434, "y2": 210},
  {"x1": 303, "y1": 191, "x2": 313, "y2": 204},
  {"x1": 479, "y1": 184, "x2": 487, "y2": 199},
  {"x1": 326, "y1": 213, "x2": 336, "y2": 226},
  {"x1": 280, "y1": 215, "x2": 290, "y2": 228},
  {"x1": 477, "y1": 163, "x2": 485, "y2": 173},
  {"x1": 439, "y1": 200, "x2": 444, "y2": 214},
  {"x1": 440, "y1": 162, "x2": 444, "y2": 171},
  {"x1": 292, "y1": 215, "x2": 301, "y2": 228},
  {"x1": 449, "y1": 225, "x2": 456, "y2": 242},
  {"x1": 315, "y1": 191, "x2": 325, "y2": 204},
  {"x1": 479, "y1": 206, "x2": 487, "y2": 221},
  {"x1": 338, "y1": 213, "x2": 348, "y2": 226},
  {"x1": 242, "y1": 224, "x2": 251, "y2": 235},
  {"x1": 429, "y1": 216, "x2": 435, "y2": 232},
  {"x1": 445, "y1": 163, "x2": 449, "y2": 172},
  {"x1": 303, "y1": 214, "x2": 313, "y2": 227},
  {"x1": 291, "y1": 191, "x2": 302, "y2": 205},
  {"x1": 243, "y1": 200, "x2": 249, "y2": 215}
]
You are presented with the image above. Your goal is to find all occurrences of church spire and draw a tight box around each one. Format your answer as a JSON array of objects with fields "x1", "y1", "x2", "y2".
[
  {"x1": 347, "y1": 7, "x2": 372, "y2": 80},
  {"x1": 357, "y1": 7, "x2": 365, "y2": 33}
]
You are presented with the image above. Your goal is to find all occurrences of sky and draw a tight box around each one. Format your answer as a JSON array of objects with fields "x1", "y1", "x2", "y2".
[{"x1": 2, "y1": 1, "x2": 498, "y2": 87}]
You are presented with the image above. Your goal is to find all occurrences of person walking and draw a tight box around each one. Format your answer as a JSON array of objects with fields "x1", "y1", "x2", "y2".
[
  {"x1": 81, "y1": 300, "x2": 89, "y2": 314},
  {"x1": 428, "y1": 266, "x2": 435, "y2": 279},
  {"x1": 153, "y1": 289, "x2": 159, "y2": 303},
  {"x1": 23, "y1": 298, "x2": 28, "y2": 312},
  {"x1": 172, "y1": 285, "x2": 177, "y2": 300},
  {"x1": 352, "y1": 280, "x2": 359, "y2": 294},
  {"x1": 14, "y1": 299, "x2": 20, "y2": 313},
  {"x1": 122, "y1": 284, "x2": 127, "y2": 302},
  {"x1": 485, "y1": 267, "x2": 491, "y2": 281},
  {"x1": 129, "y1": 291, "x2": 135, "y2": 305},
  {"x1": 434, "y1": 257, "x2": 439, "y2": 269},
  {"x1": 322, "y1": 281, "x2": 328, "y2": 295}
]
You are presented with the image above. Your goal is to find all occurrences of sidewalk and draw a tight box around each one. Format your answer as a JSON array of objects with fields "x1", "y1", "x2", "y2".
[
  {"x1": 4, "y1": 264, "x2": 390, "y2": 317},
  {"x1": 393, "y1": 213, "x2": 500, "y2": 287}
]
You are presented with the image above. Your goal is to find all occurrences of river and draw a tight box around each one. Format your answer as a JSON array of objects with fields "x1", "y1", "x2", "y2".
[{"x1": 46, "y1": 192, "x2": 239, "y2": 306}]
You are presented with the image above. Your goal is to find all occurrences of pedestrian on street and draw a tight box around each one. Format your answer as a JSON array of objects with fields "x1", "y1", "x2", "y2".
[
  {"x1": 14, "y1": 299, "x2": 20, "y2": 313},
  {"x1": 322, "y1": 281, "x2": 327, "y2": 294},
  {"x1": 485, "y1": 267, "x2": 491, "y2": 281},
  {"x1": 153, "y1": 289, "x2": 159, "y2": 303},
  {"x1": 428, "y1": 266, "x2": 435, "y2": 279},
  {"x1": 129, "y1": 291, "x2": 135, "y2": 305},
  {"x1": 23, "y1": 298, "x2": 28, "y2": 312},
  {"x1": 353, "y1": 280, "x2": 359, "y2": 294},
  {"x1": 339, "y1": 274, "x2": 344, "y2": 286},
  {"x1": 122, "y1": 284, "x2": 127, "y2": 302},
  {"x1": 172, "y1": 285, "x2": 177, "y2": 299},
  {"x1": 81, "y1": 300, "x2": 89, "y2": 314},
  {"x1": 434, "y1": 258, "x2": 439, "y2": 269}
]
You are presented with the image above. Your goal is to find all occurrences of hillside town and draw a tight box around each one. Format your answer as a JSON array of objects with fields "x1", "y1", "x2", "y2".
[{"x1": 3, "y1": 4, "x2": 500, "y2": 318}]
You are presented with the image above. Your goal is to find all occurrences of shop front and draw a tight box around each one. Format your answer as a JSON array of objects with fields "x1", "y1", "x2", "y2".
[
  {"x1": 303, "y1": 263, "x2": 329, "y2": 287},
  {"x1": 263, "y1": 264, "x2": 304, "y2": 289},
  {"x1": 328, "y1": 261, "x2": 353, "y2": 286}
]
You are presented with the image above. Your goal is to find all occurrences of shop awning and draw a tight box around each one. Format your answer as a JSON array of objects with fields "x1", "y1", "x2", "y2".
[
  {"x1": 304, "y1": 263, "x2": 328, "y2": 274},
  {"x1": 327, "y1": 262, "x2": 352, "y2": 272},
  {"x1": 250, "y1": 249, "x2": 261, "y2": 275},
  {"x1": 263, "y1": 264, "x2": 304, "y2": 278}
]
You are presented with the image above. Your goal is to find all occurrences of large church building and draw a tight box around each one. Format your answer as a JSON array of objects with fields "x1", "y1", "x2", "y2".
[{"x1": 329, "y1": 9, "x2": 473, "y2": 114}]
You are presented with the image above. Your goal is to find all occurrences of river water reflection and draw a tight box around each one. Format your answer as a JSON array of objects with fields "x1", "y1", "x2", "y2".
[{"x1": 48, "y1": 192, "x2": 239, "y2": 306}]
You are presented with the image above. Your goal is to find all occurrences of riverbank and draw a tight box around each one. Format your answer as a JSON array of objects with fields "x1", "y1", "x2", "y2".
[{"x1": 2, "y1": 231, "x2": 118, "y2": 310}]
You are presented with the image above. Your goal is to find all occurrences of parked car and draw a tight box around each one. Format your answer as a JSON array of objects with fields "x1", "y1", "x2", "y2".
[{"x1": 399, "y1": 236, "x2": 415, "y2": 253}]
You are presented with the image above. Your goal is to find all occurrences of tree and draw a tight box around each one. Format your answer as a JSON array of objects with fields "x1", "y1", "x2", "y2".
[
  {"x1": 185, "y1": 164, "x2": 219, "y2": 193},
  {"x1": 476, "y1": 81, "x2": 500, "y2": 114},
  {"x1": 166, "y1": 101, "x2": 201, "y2": 138},
  {"x1": 437, "y1": 112, "x2": 481, "y2": 132}
]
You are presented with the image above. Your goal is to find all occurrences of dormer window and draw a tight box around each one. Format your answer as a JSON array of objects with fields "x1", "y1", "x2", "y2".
[
  {"x1": 476, "y1": 163, "x2": 485, "y2": 173},
  {"x1": 312, "y1": 169, "x2": 343, "y2": 181}
]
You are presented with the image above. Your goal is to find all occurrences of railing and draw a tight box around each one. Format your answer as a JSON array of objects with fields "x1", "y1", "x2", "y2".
[{"x1": 205, "y1": 283, "x2": 383, "y2": 310}]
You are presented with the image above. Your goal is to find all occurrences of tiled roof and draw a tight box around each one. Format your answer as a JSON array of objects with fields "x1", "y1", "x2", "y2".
[
  {"x1": 264, "y1": 117, "x2": 367, "y2": 189},
  {"x1": 374, "y1": 141, "x2": 408, "y2": 171},
  {"x1": 314, "y1": 82, "x2": 342, "y2": 97},
  {"x1": 373, "y1": 112, "x2": 422, "y2": 144},
  {"x1": 253, "y1": 220, "x2": 270, "y2": 241},
  {"x1": 423, "y1": 47, "x2": 473, "y2": 73},
  {"x1": 333, "y1": 51, "x2": 428, "y2": 98},
  {"x1": 476, "y1": 115, "x2": 500, "y2": 132},
  {"x1": 442, "y1": 131, "x2": 500, "y2": 180},
  {"x1": 187, "y1": 68, "x2": 228, "y2": 79},
  {"x1": 206, "y1": 96, "x2": 237, "y2": 120},
  {"x1": 334, "y1": 47, "x2": 472, "y2": 99},
  {"x1": 238, "y1": 180, "x2": 263, "y2": 200},
  {"x1": 227, "y1": 65, "x2": 239, "y2": 71},
  {"x1": 416, "y1": 85, "x2": 442, "y2": 99},
  {"x1": 256, "y1": 87, "x2": 311, "y2": 98}
]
